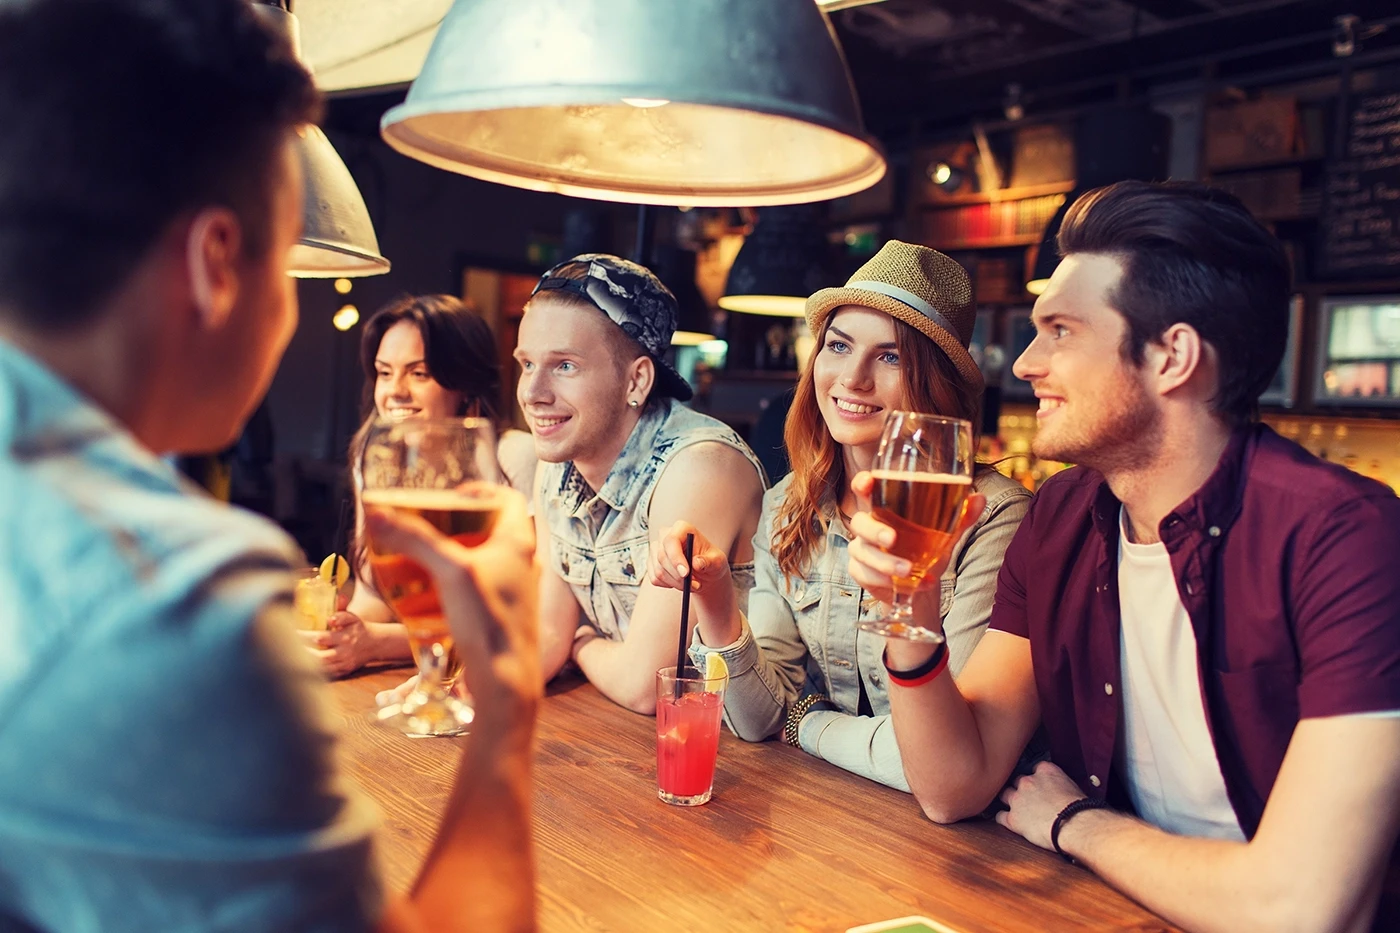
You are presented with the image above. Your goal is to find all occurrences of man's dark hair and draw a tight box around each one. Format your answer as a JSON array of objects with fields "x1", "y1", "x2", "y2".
[
  {"x1": 1057, "y1": 180, "x2": 1292, "y2": 425},
  {"x1": 0, "y1": 0, "x2": 322, "y2": 330}
]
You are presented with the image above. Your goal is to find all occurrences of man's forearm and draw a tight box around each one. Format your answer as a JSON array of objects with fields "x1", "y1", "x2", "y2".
[
  {"x1": 538, "y1": 614, "x2": 577, "y2": 683},
  {"x1": 1060, "y1": 808, "x2": 1363, "y2": 933},
  {"x1": 408, "y1": 700, "x2": 538, "y2": 933},
  {"x1": 573, "y1": 635, "x2": 657, "y2": 714}
]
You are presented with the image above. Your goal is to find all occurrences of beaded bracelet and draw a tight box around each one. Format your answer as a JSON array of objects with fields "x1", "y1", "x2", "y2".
[
  {"x1": 881, "y1": 642, "x2": 949, "y2": 688},
  {"x1": 783, "y1": 693, "x2": 833, "y2": 748}
]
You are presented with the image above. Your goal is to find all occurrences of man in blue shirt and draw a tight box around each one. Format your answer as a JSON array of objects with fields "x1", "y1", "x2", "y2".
[{"x1": 0, "y1": 2, "x2": 540, "y2": 931}]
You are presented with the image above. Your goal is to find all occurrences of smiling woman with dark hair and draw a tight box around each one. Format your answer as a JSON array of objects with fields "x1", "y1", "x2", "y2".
[{"x1": 301, "y1": 294, "x2": 537, "y2": 679}]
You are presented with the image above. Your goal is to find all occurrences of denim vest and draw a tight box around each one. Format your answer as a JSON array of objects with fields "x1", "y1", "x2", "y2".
[{"x1": 539, "y1": 398, "x2": 766, "y2": 640}]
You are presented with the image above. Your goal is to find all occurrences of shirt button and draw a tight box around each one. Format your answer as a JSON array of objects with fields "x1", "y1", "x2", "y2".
[
  {"x1": 1208, "y1": 525, "x2": 1221, "y2": 537},
  {"x1": 1089, "y1": 774, "x2": 1101, "y2": 787},
  {"x1": 1104, "y1": 683, "x2": 1113, "y2": 696}
]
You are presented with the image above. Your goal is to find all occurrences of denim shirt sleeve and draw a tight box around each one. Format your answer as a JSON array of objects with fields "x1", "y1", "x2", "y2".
[
  {"x1": 690, "y1": 494, "x2": 806, "y2": 742},
  {"x1": 942, "y1": 472, "x2": 1034, "y2": 675},
  {"x1": 799, "y1": 710, "x2": 910, "y2": 791},
  {"x1": 799, "y1": 472, "x2": 1031, "y2": 793}
]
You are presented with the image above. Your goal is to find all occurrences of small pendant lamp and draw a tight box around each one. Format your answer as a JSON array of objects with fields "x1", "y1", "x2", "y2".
[
  {"x1": 720, "y1": 206, "x2": 835, "y2": 317},
  {"x1": 254, "y1": 4, "x2": 391, "y2": 278}
]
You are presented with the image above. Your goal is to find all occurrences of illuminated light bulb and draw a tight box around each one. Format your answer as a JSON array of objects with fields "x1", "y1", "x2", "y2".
[{"x1": 333, "y1": 304, "x2": 360, "y2": 331}]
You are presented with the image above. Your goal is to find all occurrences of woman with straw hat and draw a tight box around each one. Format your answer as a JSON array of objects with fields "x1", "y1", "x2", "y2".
[{"x1": 648, "y1": 241, "x2": 1031, "y2": 790}]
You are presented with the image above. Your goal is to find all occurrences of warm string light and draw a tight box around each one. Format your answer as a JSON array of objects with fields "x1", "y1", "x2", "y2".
[{"x1": 333, "y1": 304, "x2": 360, "y2": 331}]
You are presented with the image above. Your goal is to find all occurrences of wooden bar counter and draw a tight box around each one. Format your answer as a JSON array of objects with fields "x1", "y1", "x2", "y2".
[{"x1": 332, "y1": 669, "x2": 1177, "y2": 933}]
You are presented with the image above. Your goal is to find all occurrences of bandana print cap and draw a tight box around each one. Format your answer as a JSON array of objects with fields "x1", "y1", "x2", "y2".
[{"x1": 532, "y1": 253, "x2": 693, "y2": 401}]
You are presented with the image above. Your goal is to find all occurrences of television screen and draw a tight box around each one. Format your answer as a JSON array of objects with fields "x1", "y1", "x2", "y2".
[{"x1": 1315, "y1": 295, "x2": 1400, "y2": 407}]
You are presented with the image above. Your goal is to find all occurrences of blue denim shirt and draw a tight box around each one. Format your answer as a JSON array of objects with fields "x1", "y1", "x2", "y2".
[
  {"x1": 693, "y1": 468, "x2": 1031, "y2": 790},
  {"x1": 0, "y1": 341, "x2": 380, "y2": 932},
  {"x1": 539, "y1": 398, "x2": 766, "y2": 640}
]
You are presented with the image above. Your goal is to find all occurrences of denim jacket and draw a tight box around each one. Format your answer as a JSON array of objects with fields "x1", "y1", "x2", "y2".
[
  {"x1": 692, "y1": 468, "x2": 1031, "y2": 790},
  {"x1": 539, "y1": 398, "x2": 767, "y2": 640}
]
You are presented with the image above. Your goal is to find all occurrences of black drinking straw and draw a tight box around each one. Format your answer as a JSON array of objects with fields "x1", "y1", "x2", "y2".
[
  {"x1": 330, "y1": 495, "x2": 352, "y2": 582},
  {"x1": 672, "y1": 533, "x2": 695, "y2": 700}
]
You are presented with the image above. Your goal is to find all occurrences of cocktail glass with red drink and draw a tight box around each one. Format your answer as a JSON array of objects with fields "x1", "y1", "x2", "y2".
[{"x1": 656, "y1": 664, "x2": 728, "y2": 806}]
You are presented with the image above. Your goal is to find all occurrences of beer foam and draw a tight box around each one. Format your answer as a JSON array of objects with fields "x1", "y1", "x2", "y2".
[
  {"x1": 361, "y1": 487, "x2": 505, "y2": 509},
  {"x1": 867, "y1": 470, "x2": 972, "y2": 484}
]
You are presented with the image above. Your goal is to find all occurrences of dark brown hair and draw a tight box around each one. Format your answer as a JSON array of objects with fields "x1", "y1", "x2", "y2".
[
  {"x1": 347, "y1": 294, "x2": 505, "y2": 583},
  {"x1": 355, "y1": 294, "x2": 504, "y2": 426},
  {"x1": 0, "y1": 0, "x2": 321, "y2": 329},
  {"x1": 1057, "y1": 180, "x2": 1291, "y2": 426},
  {"x1": 772, "y1": 313, "x2": 982, "y2": 581}
]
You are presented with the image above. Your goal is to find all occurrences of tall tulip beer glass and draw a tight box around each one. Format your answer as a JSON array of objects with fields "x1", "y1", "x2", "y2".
[
  {"x1": 858, "y1": 412, "x2": 974, "y2": 643},
  {"x1": 361, "y1": 417, "x2": 502, "y2": 736}
]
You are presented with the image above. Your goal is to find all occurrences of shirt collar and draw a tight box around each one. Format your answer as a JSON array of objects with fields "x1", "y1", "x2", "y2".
[
  {"x1": 1091, "y1": 423, "x2": 1255, "y2": 543},
  {"x1": 0, "y1": 338, "x2": 112, "y2": 452}
]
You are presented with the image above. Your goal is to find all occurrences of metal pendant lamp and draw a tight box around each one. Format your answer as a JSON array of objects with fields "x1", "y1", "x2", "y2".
[
  {"x1": 254, "y1": 4, "x2": 391, "y2": 278},
  {"x1": 379, "y1": 0, "x2": 886, "y2": 207},
  {"x1": 651, "y1": 245, "x2": 717, "y2": 346},
  {"x1": 720, "y1": 206, "x2": 835, "y2": 317}
]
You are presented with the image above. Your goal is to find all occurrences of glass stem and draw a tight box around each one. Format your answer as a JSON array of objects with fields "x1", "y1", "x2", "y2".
[
  {"x1": 889, "y1": 586, "x2": 914, "y2": 621},
  {"x1": 418, "y1": 641, "x2": 449, "y2": 698}
]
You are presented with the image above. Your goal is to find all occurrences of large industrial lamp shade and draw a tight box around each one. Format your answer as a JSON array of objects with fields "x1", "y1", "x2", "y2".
[
  {"x1": 380, "y1": 0, "x2": 886, "y2": 207},
  {"x1": 254, "y1": 4, "x2": 390, "y2": 278}
]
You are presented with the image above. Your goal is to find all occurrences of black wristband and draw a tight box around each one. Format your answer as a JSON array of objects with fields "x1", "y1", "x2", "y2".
[
  {"x1": 1050, "y1": 797, "x2": 1110, "y2": 863},
  {"x1": 881, "y1": 641, "x2": 948, "y2": 681}
]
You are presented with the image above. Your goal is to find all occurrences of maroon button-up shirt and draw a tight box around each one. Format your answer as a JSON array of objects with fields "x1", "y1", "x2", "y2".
[{"x1": 990, "y1": 424, "x2": 1400, "y2": 837}]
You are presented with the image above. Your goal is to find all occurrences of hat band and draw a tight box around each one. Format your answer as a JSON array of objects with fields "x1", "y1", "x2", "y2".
[{"x1": 847, "y1": 280, "x2": 958, "y2": 340}]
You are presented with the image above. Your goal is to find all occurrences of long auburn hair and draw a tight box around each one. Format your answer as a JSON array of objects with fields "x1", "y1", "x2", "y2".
[
  {"x1": 771, "y1": 311, "x2": 983, "y2": 582},
  {"x1": 347, "y1": 294, "x2": 505, "y2": 582}
]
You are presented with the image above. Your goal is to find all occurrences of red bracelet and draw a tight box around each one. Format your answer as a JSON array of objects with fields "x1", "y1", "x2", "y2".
[{"x1": 883, "y1": 642, "x2": 949, "y2": 687}]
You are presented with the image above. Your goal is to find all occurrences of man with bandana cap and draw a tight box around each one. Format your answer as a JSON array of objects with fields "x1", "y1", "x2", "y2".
[{"x1": 516, "y1": 254, "x2": 768, "y2": 713}]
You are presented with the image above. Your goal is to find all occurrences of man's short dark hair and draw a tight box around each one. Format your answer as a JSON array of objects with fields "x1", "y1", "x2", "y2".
[
  {"x1": 1057, "y1": 180, "x2": 1292, "y2": 425},
  {"x1": 0, "y1": 0, "x2": 322, "y2": 330}
]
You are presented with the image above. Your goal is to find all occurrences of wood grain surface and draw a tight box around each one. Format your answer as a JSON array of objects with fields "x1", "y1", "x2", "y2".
[{"x1": 332, "y1": 669, "x2": 1178, "y2": 933}]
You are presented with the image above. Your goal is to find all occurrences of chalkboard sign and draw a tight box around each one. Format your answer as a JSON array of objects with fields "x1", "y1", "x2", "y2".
[{"x1": 1320, "y1": 87, "x2": 1400, "y2": 278}]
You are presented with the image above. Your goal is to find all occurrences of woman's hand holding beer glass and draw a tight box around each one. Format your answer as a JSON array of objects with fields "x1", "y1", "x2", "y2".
[
  {"x1": 847, "y1": 477, "x2": 983, "y2": 622},
  {"x1": 648, "y1": 520, "x2": 743, "y2": 648},
  {"x1": 848, "y1": 411, "x2": 983, "y2": 646}
]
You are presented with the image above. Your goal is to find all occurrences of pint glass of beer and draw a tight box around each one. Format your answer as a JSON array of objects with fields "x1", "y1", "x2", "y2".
[
  {"x1": 360, "y1": 417, "x2": 503, "y2": 737},
  {"x1": 858, "y1": 412, "x2": 974, "y2": 643}
]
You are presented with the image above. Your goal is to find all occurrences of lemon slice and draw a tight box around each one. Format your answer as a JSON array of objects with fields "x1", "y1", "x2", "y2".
[
  {"x1": 319, "y1": 553, "x2": 350, "y2": 588},
  {"x1": 705, "y1": 651, "x2": 729, "y2": 686}
]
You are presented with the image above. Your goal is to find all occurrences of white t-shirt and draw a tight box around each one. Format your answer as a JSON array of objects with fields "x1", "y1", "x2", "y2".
[{"x1": 1117, "y1": 507, "x2": 1247, "y2": 841}]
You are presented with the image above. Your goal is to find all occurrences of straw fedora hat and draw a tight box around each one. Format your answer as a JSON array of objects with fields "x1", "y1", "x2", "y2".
[{"x1": 806, "y1": 240, "x2": 982, "y2": 393}]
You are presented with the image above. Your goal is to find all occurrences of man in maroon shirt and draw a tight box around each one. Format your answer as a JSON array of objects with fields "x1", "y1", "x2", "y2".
[{"x1": 848, "y1": 180, "x2": 1400, "y2": 932}]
